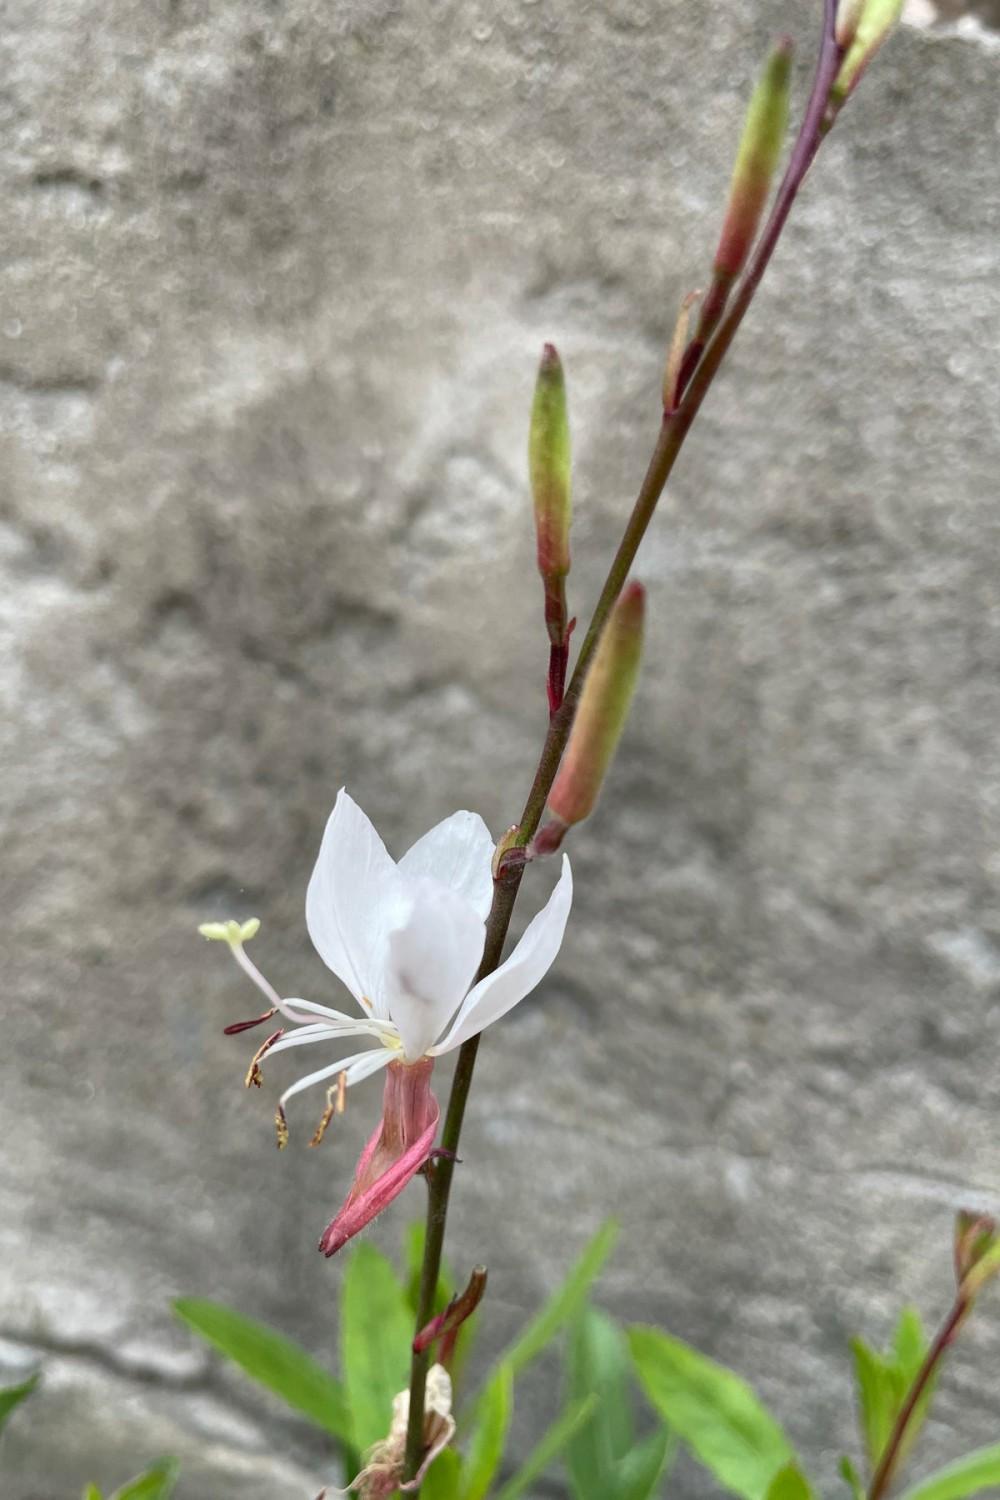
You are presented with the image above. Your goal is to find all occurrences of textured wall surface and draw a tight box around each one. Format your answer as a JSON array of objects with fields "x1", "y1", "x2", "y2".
[{"x1": 3, "y1": 2, "x2": 1000, "y2": 1496}]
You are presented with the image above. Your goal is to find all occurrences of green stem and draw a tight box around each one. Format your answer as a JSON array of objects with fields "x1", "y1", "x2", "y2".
[
  {"x1": 404, "y1": 4, "x2": 844, "y2": 1482},
  {"x1": 867, "y1": 1295, "x2": 968, "y2": 1500}
]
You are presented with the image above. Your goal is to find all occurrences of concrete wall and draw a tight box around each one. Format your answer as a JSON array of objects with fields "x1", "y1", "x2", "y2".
[{"x1": 3, "y1": 2, "x2": 999, "y2": 1495}]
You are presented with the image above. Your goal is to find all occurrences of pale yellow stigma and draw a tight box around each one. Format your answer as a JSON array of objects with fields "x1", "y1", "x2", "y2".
[{"x1": 198, "y1": 917, "x2": 261, "y2": 946}]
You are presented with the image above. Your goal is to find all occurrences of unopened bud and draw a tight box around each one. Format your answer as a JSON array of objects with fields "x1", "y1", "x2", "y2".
[
  {"x1": 831, "y1": 0, "x2": 904, "y2": 105},
  {"x1": 835, "y1": 0, "x2": 867, "y2": 47},
  {"x1": 955, "y1": 1211, "x2": 1000, "y2": 1299},
  {"x1": 413, "y1": 1266, "x2": 488, "y2": 1355},
  {"x1": 714, "y1": 39, "x2": 792, "y2": 284},
  {"x1": 548, "y1": 581, "x2": 645, "y2": 828},
  {"x1": 529, "y1": 344, "x2": 572, "y2": 586}
]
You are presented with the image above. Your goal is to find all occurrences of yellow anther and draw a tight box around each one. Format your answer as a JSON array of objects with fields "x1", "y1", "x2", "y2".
[
  {"x1": 275, "y1": 1106, "x2": 289, "y2": 1151},
  {"x1": 309, "y1": 1072, "x2": 347, "y2": 1149}
]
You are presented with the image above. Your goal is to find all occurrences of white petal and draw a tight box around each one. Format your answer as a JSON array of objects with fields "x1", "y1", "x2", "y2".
[
  {"x1": 398, "y1": 810, "x2": 496, "y2": 922},
  {"x1": 278, "y1": 1046, "x2": 392, "y2": 1109},
  {"x1": 305, "y1": 788, "x2": 397, "y2": 1016},
  {"x1": 385, "y1": 876, "x2": 486, "y2": 1061},
  {"x1": 343, "y1": 1048, "x2": 396, "y2": 1086},
  {"x1": 430, "y1": 855, "x2": 572, "y2": 1054}
]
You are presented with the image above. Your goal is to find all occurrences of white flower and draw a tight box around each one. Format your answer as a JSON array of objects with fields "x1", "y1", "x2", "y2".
[{"x1": 202, "y1": 788, "x2": 573, "y2": 1125}]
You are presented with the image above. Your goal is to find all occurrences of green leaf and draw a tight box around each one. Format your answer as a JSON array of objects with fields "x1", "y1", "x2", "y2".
[
  {"x1": 614, "y1": 1427, "x2": 676, "y2": 1500},
  {"x1": 493, "y1": 1395, "x2": 598, "y2": 1500},
  {"x1": 850, "y1": 1337, "x2": 897, "y2": 1470},
  {"x1": 898, "y1": 1443, "x2": 1000, "y2": 1500},
  {"x1": 174, "y1": 1298, "x2": 350, "y2": 1441},
  {"x1": 405, "y1": 1221, "x2": 454, "y2": 1320},
  {"x1": 566, "y1": 1308, "x2": 633, "y2": 1500},
  {"x1": 421, "y1": 1445, "x2": 464, "y2": 1500},
  {"x1": 629, "y1": 1326, "x2": 794, "y2": 1500},
  {"x1": 501, "y1": 1221, "x2": 619, "y2": 1378},
  {"x1": 839, "y1": 1455, "x2": 865, "y2": 1500},
  {"x1": 111, "y1": 1458, "x2": 180, "y2": 1500},
  {"x1": 892, "y1": 1308, "x2": 934, "y2": 1464},
  {"x1": 0, "y1": 1372, "x2": 40, "y2": 1432},
  {"x1": 82, "y1": 1489, "x2": 103, "y2": 1500},
  {"x1": 851, "y1": 1310, "x2": 934, "y2": 1475},
  {"x1": 341, "y1": 1241, "x2": 413, "y2": 1452},
  {"x1": 892, "y1": 1308, "x2": 927, "y2": 1383},
  {"x1": 462, "y1": 1361, "x2": 513, "y2": 1500},
  {"x1": 765, "y1": 1463, "x2": 816, "y2": 1500}
]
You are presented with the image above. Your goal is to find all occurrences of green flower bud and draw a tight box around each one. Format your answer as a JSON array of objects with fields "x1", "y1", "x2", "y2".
[
  {"x1": 715, "y1": 39, "x2": 792, "y2": 282},
  {"x1": 529, "y1": 343, "x2": 572, "y2": 583},
  {"x1": 548, "y1": 581, "x2": 645, "y2": 828},
  {"x1": 831, "y1": 0, "x2": 905, "y2": 105}
]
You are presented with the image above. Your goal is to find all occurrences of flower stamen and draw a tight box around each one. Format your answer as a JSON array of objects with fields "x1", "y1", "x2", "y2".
[
  {"x1": 223, "y1": 1006, "x2": 278, "y2": 1036},
  {"x1": 309, "y1": 1071, "x2": 348, "y2": 1148},
  {"x1": 275, "y1": 1104, "x2": 289, "y2": 1150},
  {"x1": 244, "y1": 1028, "x2": 284, "y2": 1089}
]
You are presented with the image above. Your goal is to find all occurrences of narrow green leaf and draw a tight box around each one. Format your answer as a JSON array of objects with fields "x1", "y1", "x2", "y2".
[
  {"x1": 566, "y1": 1308, "x2": 633, "y2": 1500},
  {"x1": 341, "y1": 1242, "x2": 413, "y2": 1452},
  {"x1": 628, "y1": 1326, "x2": 793, "y2": 1500},
  {"x1": 892, "y1": 1308, "x2": 935, "y2": 1465},
  {"x1": 839, "y1": 1455, "x2": 865, "y2": 1499},
  {"x1": 82, "y1": 1488, "x2": 103, "y2": 1500},
  {"x1": 501, "y1": 1221, "x2": 619, "y2": 1378},
  {"x1": 405, "y1": 1221, "x2": 454, "y2": 1319},
  {"x1": 493, "y1": 1396, "x2": 598, "y2": 1500},
  {"x1": 898, "y1": 1443, "x2": 1000, "y2": 1500},
  {"x1": 893, "y1": 1308, "x2": 927, "y2": 1384},
  {"x1": 421, "y1": 1445, "x2": 464, "y2": 1500},
  {"x1": 0, "y1": 1371, "x2": 40, "y2": 1431},
  {"x1": 174, "y1": 1298, "x2": 350, "y2": 1441},
  {"x1": 614, "y1": 1426, "x2": 676, "y2": 1500},
  {"x1": 766, "y1": 1462, "x2": 816, "y2": 1500},
  {"x1": 111, "y1": 1458, "x2": 180, "y2": 1500},
  {"x1": 462, "y1": 1361, "x2": 513, "y2": 1500},
  {"x1": 850, "y1": 1337, "x2": 897, "y2": 1470}
]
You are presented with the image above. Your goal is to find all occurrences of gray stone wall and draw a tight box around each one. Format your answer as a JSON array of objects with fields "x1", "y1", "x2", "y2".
[{"x1": 3, "y1": 2, "x2": 999, "y2": 1496}]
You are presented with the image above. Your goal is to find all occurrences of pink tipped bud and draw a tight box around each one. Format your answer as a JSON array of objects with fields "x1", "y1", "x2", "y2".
[
  {"x1": 831, "y1": 0, "x2": 905, "y2": 105},
  {"x1": 529, "y1": 344, "x2": 572, "y2": 584},
  {"x1": 548, "y1": 581, "x2": 645, "y2": 828},
  {"x1": 835, "y1": 0, "x2": 867, "y2": 47},
  {"x1": 955, "y1": 1210, "x2": 1000, "y2": 1299},
  {"x1": 714, "y1": 39, "x2": 792, "y2": 283},
  {"x1": 413, "y1": 1266, "x2": 488, "y2": 1355}
]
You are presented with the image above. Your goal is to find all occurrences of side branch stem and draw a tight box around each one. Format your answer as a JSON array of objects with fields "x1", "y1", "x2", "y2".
[
  {"x1": 867, "y1": 1294, "x2": 968, "y2": 1500},
  {"x1": 404, "y1": 4, "x2": 842, "y2": 1481}
]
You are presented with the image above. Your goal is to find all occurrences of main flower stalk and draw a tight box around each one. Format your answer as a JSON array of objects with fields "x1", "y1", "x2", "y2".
[{"x1": 404, "y1": 0, "x2": 847, "y2": 1481}]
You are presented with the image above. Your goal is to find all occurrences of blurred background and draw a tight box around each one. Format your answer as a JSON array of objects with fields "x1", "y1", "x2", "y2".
[{"x1": 3, "y1": 0, "x2": 1000, "y2": 1495}]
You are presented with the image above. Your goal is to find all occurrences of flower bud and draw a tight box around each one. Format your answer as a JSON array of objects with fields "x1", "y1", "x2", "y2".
[
  {"x1": 413, "y1": 1266, "x2": 488, "y2": 1355},
  {"x1": 714, "y1": 39, "x2": 792, "y2": 284},
  {"x1": 831, "y1": 0, "x2": 904, "y2": 105},
  {"x1": 548, "y1": 580, "x2": 645, "y2": 829},
  {"x1": 955, "y1": 1210, "x2": 1000, "y2": 1299},
  {"x1": 529, "y1": 343, "x2": 572, "y2": 585}
]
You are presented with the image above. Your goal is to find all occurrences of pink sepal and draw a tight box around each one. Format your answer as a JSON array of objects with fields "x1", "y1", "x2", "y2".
[{"x1": 319, "y1": 1058, "x2": 439, "y2": 1257}]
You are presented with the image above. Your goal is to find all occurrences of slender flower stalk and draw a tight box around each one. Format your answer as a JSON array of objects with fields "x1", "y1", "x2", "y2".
[
  {"x1": 529, "y1": 343, "x2": 574, "y2": 714},
  {"x1": 404, "y1": 2, "x2": 882, "y2": 1482}
]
